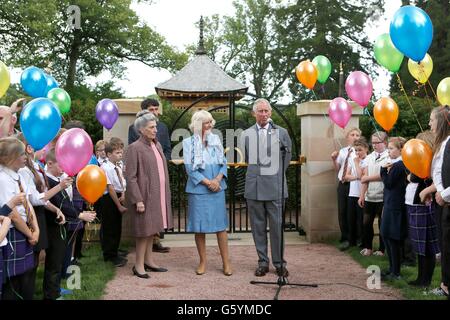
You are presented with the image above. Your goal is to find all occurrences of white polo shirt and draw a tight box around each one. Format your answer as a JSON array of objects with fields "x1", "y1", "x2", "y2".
[{"x1": 101, "y1": 160, "x2": 126, "y2": 194}]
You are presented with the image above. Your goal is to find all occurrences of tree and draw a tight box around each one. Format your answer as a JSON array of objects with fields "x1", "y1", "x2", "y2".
[
  {"x1": 192, "y1": 0, "x2": 384, "y2": 102},
  {"x1": 390, "y1": 0, "x2": 450, "y2": 98},
  {"x1": 0, "y1": 0, "x2": 188, "y2": 91}
]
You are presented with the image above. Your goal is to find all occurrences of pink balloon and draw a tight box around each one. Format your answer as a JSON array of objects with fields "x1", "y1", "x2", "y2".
[
  {"x1": 328, "y1": 97, "x2": 352, "y2": 129},
  {"x1": 55, "y1": 128, "x2": 93, "y2": 176},
  {"x1": 345, "y1": 71, "x2": 373, "y2": 107}
]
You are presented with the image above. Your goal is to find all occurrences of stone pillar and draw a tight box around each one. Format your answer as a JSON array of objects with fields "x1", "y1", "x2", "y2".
[{"x1": 297, "y1": 100, "x2": 363, "y2": 242}]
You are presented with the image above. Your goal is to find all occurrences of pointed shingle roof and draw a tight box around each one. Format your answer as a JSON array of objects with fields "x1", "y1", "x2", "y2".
[{"x1": 155, "y1": 54, "x2": 248, "y2": 94}]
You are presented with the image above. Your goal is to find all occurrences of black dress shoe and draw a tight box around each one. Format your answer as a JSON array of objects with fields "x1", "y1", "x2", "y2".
[
  {"x1": 132, "y1": 266, "x2": 150, "y2": 279},
  {"x1": 106, "y1": 257, "x2": 128, "y2": 267},
  {"x1": 276, "y1": 267, "x2": 289, "y2": 277},
  {"x1": 144, "y1": 264, "x2": 168, "y2": 272},
  {"x1": 152, "y1": 243, "x2": 170, "y2": 253},
  {"x1": 254, "y1": 266, "x2": 269, "y2": 277}
]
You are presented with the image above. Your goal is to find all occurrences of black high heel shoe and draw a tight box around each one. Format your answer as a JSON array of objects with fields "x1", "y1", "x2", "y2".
[
  {"x1": 132, "y1": 266, "x2": 150, "y2": 279},
  {"x1": 144, "y1": 263, "x2": 168, "y2": 272}
]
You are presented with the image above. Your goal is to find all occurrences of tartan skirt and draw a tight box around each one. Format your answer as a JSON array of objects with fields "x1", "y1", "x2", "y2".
[
  {"x1": 2, "y1": 228, "x2": 34, "y2": 278},
  {"x1": 407, "y1": 204, "x2": 440, "y2": 256}
]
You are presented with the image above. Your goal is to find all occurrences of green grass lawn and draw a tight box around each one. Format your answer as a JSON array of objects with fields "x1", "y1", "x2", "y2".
[
  {"x1": 33, "y1": 241, "x2": 129, "y2": 300},
  {"x1": 334, "y1": 241, "x2": 446, "y2": 300}
]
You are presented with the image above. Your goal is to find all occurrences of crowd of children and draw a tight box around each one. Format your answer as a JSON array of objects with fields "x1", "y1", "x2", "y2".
[
  {"x1": 332, "y1": 105, "x2": 450, "y2": 297},
  {"x1": 0, "y1": 116, "x2": 128, "y2": 300}
]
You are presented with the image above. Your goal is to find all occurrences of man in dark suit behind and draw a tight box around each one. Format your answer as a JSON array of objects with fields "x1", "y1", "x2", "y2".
[{"x1": 128, "y1": 98, "x2": 172, "y2": 253}]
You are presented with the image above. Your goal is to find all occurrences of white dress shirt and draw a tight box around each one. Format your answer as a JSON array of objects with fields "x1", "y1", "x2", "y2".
[
  {"x1": 433, "y1": 136, "x2": 450, "y2": 202},
  {"x1": 101, "y1": 160, "x2": 126, "y2": 194},
  {"x1": 0, "y1": 165, "x2": 32, "y2": 226}
]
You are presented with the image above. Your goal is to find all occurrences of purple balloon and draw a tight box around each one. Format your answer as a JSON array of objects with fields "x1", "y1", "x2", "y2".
[
  {"x1": 345, "y1": 71, "x2": 373, "y2": 107},
  {"x1": 95, "y1": 98, "x2": 119, "y2": 130},
  {"x1": 328, "y1": 97, "x2": 352, "y2": 129}
]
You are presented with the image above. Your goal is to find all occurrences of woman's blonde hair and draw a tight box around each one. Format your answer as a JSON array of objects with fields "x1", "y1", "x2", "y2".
[
  {"x1": 346, "y1": 127, "x2": 361, "y2": 137},
  {"x1": 431, "y1": 105, "x2": 450, "y2": 154},
  {"x1": 416, "y1": 130, "x2": 435, "y2": 149},
  {"x1": 0, "y1": 137, "x2": 25, "y2": 167},
  {"x1": 188, "y1": 110, "x2": 215, "y2": 133}
]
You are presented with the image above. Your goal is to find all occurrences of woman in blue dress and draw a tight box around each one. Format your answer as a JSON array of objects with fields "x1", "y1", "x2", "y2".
[{"x1": 183, "y1": 110, "x2": 232, "y2": 276}]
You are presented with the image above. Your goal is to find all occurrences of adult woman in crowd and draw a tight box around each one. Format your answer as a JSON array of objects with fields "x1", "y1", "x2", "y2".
[{"x1": 124, "y1": 111, "x2": 173, "y2": 279}]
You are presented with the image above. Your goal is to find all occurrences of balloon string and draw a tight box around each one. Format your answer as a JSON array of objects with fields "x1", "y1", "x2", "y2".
[
  {"x1": 363, "y1": 108, "x2": 382, "y2": 139},
  {"x1": 426, "y1": 79, "x2": 438, "y2": 100},
  {"x1": 396, "y1": 73, "x2": 424, "y2": 132},
  {"x1": 312, "y1": 89, "x2": 343, "y2": 150},
  {"x1": 423, "y1": 83, "x2": 434, "y2": 110}
]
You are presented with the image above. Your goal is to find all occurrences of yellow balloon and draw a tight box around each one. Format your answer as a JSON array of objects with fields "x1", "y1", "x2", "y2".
[
  {"x1": 437, "y1": 77, "x2": 450, "y2": 106},
  {"x1": 407, "y1": 53, "x2": 433, "y2": 84},
  {"x1": 0, "y1": 60, "x2": 11, "y2": 98}
]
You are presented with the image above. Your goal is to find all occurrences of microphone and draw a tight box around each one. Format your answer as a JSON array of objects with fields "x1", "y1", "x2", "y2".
[{"x1": 269, "y1": 120, "x2": 290, "y2": 153}]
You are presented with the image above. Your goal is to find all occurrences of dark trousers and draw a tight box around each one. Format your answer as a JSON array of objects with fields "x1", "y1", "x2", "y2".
[
  {"x1": 402, "y1": 237, "x2": 416, "y2": 265},
  {"x1": 337, "y1": 182, "x2": 350, "y2": 242},
  {"x1": 100, "y1": 194, "x2": 123, "y2": 261},
  {"x1": 348, "y1": 196, "x2": 363, "y2": 246},
  {"x1": 1, "y1": 269, "x2": 35, "y2": 300},
  {"x1": 362, "y1": 201, "x2": 385, "y2": 251},
  {"x1": 74, "y1": 225, "x2": 85, "y2": 259},
  {"x1": 44, "y1": 221, "x2": 68, "y2": 300},
  {"x1": 62, "y1": 230, "x2": 78, "y2": 279},
  {"x1": 415, "y1": 251, "x2": 436, "y2": 286},
  {"x1": 441, "y1": 206, "x2": 450, "y2": 287},
  {"x1": 385, "y1": 238, "x2": 402, "y2": 276}
]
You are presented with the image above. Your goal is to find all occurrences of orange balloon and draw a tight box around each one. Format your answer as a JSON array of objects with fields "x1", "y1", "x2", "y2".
[
  {"x1": 373, "y1": 97, "x2": 399, "y2": 132},
  {"x1": 296, "y1": 60, "x2": 318, "y2": 90},
  {"x1": 76, "y1": 165, "x2": 107, "y2": 204},
  {"x1": 402, "y1": 139, "x2": 432, "y2": 179}
]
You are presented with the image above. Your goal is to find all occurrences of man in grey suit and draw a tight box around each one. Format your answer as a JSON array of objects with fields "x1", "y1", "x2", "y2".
[{"x1": 241, "y1": 98, "x2": 292, "y2": 277}]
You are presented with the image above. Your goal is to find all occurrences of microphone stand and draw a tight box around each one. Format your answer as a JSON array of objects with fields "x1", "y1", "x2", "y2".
[{"x1": 250, "y1": 126, "x2": 318, "y2": 300}]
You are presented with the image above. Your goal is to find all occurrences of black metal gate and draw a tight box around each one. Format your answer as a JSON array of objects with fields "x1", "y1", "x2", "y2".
[{"x1": 167, "y1": 92, "x2": 302, "y2": 234}]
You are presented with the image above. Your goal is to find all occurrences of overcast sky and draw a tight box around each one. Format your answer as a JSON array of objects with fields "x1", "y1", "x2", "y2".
[{"x1": 11, "y1": 0, "x2": 403, "y2": 101}]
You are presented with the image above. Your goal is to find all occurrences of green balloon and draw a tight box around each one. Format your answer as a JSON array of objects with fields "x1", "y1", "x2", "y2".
[
  {"x1": 374, "y1": 33, "x2": 404, "y2": 73},
  {"x1": 312, "y1": 55, "x2": 332, "y2": 84},
  {"x1": 47, "y1": 88, "x2": 71, "y2": 115}
]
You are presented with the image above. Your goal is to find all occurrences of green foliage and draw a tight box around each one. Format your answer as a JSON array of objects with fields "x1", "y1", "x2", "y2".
[
  {"x1": 194, "y1": 0, "x2": 384, "y2": 102},
  {"x1": 65, "y1": 81, "x2": 124, "y2": 143},
  {"x1": 359, "y1": 94, "x2": 437, "y2": 140},
  {"x1": 337, "y1": 241, "x2": 446, "y2": 300},
  {"x1": 0, "y1": 0, "x2": 187, "y2": 89},
  {"x1": 34, "y1": 243, "x2": 118, "y2": 300}
]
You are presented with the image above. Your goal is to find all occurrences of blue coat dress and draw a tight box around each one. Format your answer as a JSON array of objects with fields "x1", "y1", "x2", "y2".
[{"x1": 183, "y1": 134, "x2": 228, "y2": 233}]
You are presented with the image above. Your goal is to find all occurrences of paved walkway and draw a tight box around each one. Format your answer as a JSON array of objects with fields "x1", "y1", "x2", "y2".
[{"x1": 103, "y1": 234, "x2": 403, "y2": 300}]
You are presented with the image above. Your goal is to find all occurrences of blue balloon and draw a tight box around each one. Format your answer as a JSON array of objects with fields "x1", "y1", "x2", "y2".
[
  {"x1": 390, "y1": 6, "x2": 433, "y2": 62},
  {"x1": 88, "y1": 154, "x2": 99, "y2": 166},
  {"x1": 20, "y1": 67, "x2": 48, "y2": 98},
  {"x1": 43, "y1": 74, "x2": 59, "y2": 97},
  {"x1": 20, "y1": 98, "x2": 62, "y2": 150}
]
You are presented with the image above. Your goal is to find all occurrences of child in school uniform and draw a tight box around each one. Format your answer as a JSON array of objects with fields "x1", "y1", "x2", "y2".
[
  {"x1": 0, "y1": 137, "x2": 40, "y2": 300},
  {"x1": 380, "y1": 137, "x2": 408, "y2": 281},
  {"x1": 331, "y1": 127, "x2": 361, "y2": 251},
  {"x1": 96, "y1": 140, "x2": 107, "y2": 165},
  {"x1": 344, "y1": 138, "x2": 369, "y2": 249},
  {"x1": 16, "y1": 133, "x2": 72, "y2": 296},
  {"x1": 405, "y1": 131, "x2": 440, "y2": 288},
  {"x1": 100, "y1": 138, "x2": 127, "y2": 267},
  {"x1": 43, "y1": 149, "x2": 95, "y2": 300}
]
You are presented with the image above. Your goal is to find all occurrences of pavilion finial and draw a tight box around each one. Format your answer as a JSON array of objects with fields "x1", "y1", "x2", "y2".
[
  {"x1": 195, "y1": 16, "x2": 207, "y2": 55},
  {"x1": 338, "y1": 60, "x2": 344, "y2": 97}
]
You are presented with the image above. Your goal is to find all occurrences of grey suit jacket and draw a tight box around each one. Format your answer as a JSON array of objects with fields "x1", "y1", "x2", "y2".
[{"x1": 241, "y1": 123, "x2": 292, "y2": 201}]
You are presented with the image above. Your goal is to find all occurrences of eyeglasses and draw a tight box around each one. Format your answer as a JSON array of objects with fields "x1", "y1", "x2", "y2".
[{"x1": 372, "y1": 141, "x2": 384, "y2": 145}]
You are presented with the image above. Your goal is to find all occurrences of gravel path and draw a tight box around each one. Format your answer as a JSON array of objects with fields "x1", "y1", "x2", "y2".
[{"x1": 103, "y1": 243, "x2": 403, "y2": 300}]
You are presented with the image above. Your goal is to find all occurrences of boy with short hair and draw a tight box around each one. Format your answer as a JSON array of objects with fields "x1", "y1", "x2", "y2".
[{"x1": 100, "y1": 138, "x2": 127, "y2": 267}]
